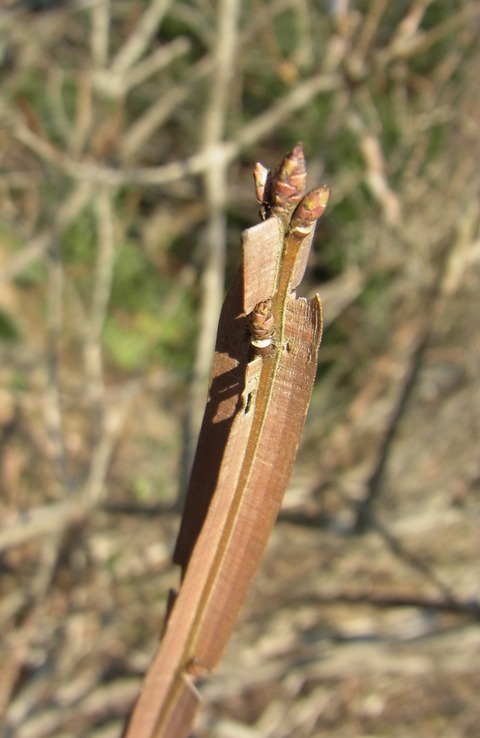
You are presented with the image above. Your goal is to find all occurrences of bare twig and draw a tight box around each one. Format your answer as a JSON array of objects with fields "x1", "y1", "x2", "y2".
[
  {"x1": 14, "y1": 72, "x2": 341, "y2": 186},
  {"x1": 0, "y1": 532, "x2": 67, "y2": 724},
  {"x1": 82, "y1": 391, "x2": 133, "y2": 504},
  {"x1": 122, "y1": 36, "x2": 191, "y2": 93},
  {"x1": 84, "y1": 186, "x2": 115, "y2": 404},
  {"x1": 378, "y1": 3, "x2": 478, "y2": 64},
  {"x1": 120, "y1": 54, "x2": 214, "y2": 162},
  {"x1": 6, "y1": 678, "x2": 138, "y2": 738},
  {"x1": 82, "y1": 186, "x2": 118, "y2": 504},
  {"x1": 347, "y1": 112, "x2": 402, "y2": 225},
  {"x1": 0, "y1": 181, "x2": 93, "y2": 287},
  {"x1": 110, "y1": 0, "x2": 172, "y2": 75},
  {"x1": 89, "y1": 0, "x2": 111, "y2": 69},
  {"x1": 355, "y1": 0, "x2": 388, "y2": 58},
  {"x1": 68, "y1": 72, "x2": 94, "y2": 158},
  {"x1": 43, "y1": 237, "x2": 68, "y2": 493},
  {"x1": 93, "y1": 35, "x2": 190, "y2": 100},
  {"x1": 0, "y1": 500, "x2": 90, "y2": 554}
]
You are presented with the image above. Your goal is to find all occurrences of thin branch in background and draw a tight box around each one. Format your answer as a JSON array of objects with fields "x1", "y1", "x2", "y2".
[
  {"x1": 0, "y1": 181, "x2": 93, "y2": 286},
  {"x1": 442, "y1": 201, "x2": 480, "y2": 296},
  {"x1": 0, "y1": 532, "x2": 66, "y2": 724},
  {"x1": 43, "y1": 241, "x2": 68, "y2": 493},
  {"x1": 309, "y1": 268, "x2": 363, "y2": 327},
  {"x1": 0, "y1": 501, "x2": 87, "y2": 554},
  {"x1": 120, "y1": 55, "x2": 214, "y2": 163},
  {"x1": 354, "y1": 0, "x2": 388, "y2": 59},
  {"x1": 82, "y1": 186, "x2": 116, "y2": 503},
  {"x1": 122, "y1": 36, "x2": 191, "y2": 94},
  {"x1": 46, "y1": 68, "x2": 73, "y2": 143},
  {"x1": 92, "y1": 22, "x2": 190, "y2": 100},
  {"x1": 232, "y1": 72, "x2": 340, "y2": 151},
  {"x1": 89, "y1": 0, "x2": 110, "y2": 69},
  {"x1": 67, "y1": 71, "x2": 93, "y2": 159},
  {"x1": 378, "y1": 3, "x2": 479, "y2": 64},
  {"x1": 183, "y1": 0, "x2": 241, "y2": 477},
  {"x1": 13, "y1": 122, "x2": 66, "y2": 172},
  {"x1": 240, "y1": 0, "x2": 295, "y2": 47},
  {"x1": 354, "y1": 210, "x2": 461, "y2": 535},
  {"x1": 163, "y1": 0, "x2": 215, "y2": 48},
  {"x1": 82, "y1": 388, "x2": 133, "y2": 504},
  {"x1": 13, "y1": 70, "x2": 341, "y2": 187},
  {"x1": 291, "y1": 0, "x2": 314, "y2": 71},
  {"x1": 84, "y1": 187, "x2": 115, "y2": 397},
  {"x1": 109, "y1": 0, "x2": 171, "y2": 76},
  {"x1": 0, "y1": 172, "x2": 42, "y2": 188},
  {"x1": 251, "y1": 0, "x2": 287, "y2": 72},
  {"x1": 249, "y1": 0, "x2": 315, "y2": 74},
  {"x1": 6, "y1": 678, "x2": 139, "y2": 738},
  {"x1": 79, "y1": 185, "x2": 163, "y2": 507},
  {"x1": 347, "y1": 112, "x2": 402, "y2": 226},
  {"x1": 328, "y1": 0, "x2": 350, "y2": 21},
  {"x1": 393, "y1": 0, "x2": 433, "y2": 46},
  {"x1": 373, "y1": 516, "x2": 467, "y2": 612}
]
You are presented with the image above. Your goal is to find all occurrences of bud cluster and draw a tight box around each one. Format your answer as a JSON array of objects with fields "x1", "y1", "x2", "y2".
[
  {"x1": 253, "y1": 142, "x2": 307, "y2": 225},
  {"x1": 248, "y1": 143, "x2": 329, "y2": 355}
]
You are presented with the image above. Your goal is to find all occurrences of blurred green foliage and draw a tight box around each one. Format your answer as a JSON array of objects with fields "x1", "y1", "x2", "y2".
[
  {"x1": 0, "y1": 307, "x2": 20, "y2": 340},
  {"x1": 104, "y1": 241, "x2": 195, "y2": 371}
]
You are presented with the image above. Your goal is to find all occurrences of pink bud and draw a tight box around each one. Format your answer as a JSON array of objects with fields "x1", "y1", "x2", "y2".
[
  {"x1": 289, "y1": 185, "x2": 330, "y2": 236},
  {"x1": 270, "y1": 143, "x2": 307, "y2": 222}
]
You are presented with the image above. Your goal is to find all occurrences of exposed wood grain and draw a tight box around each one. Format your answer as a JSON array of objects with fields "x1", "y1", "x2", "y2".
[
  {"x1": 242, "y1": 218, "x2": 282, "y2": 315},
  {"x1": 242, "y1": 217, "x2": 316, "y2": 315},
  {"x1": 123, "y1": 144, "x2": 328, "y2": 738},
  {"x1": 123, "y1": 294, "x2": 322, "y2": 738}
]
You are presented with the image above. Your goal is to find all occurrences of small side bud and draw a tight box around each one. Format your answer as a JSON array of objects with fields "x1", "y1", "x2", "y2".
[
  {"x1": 253, "y1": 162, "x2": 272, "y2": 221},
  {"x1": 253, "y1": 162, "x2": 270, "y2": 205},
  {"x1": 248, "y1": 299, "x2": 275, "y2": 352},
  {"x1": 289, "y1": 185, "x2": 330, "y2": 237}
]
